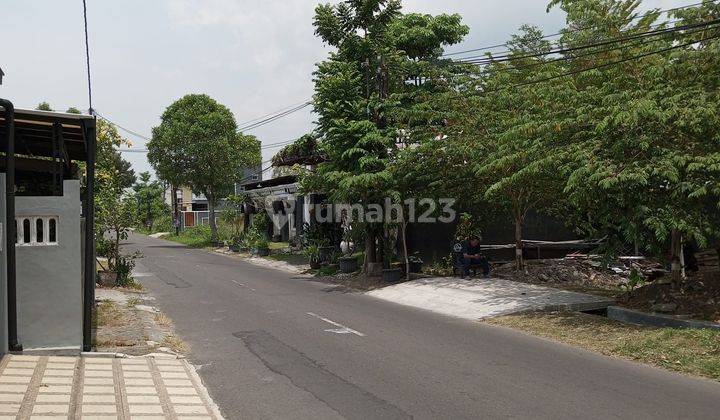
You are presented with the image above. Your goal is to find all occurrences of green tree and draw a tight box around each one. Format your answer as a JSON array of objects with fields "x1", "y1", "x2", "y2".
[
  {"x1": 132, "y1": 172, "x2": 167, "y2": 232},
  {"x1": 549, "y1": 0, "x2": 720, "y2": 280},
  {"x1": 65, "y1": 107, "x2": 82, "y2": 114},
  {"x1": 306, "y1": 0, "x2": 469, "y2": 270},
  {"x1": 149, "y1": 94, "x2": 261, "y2": 242},
  {"x1": 472, "y1": 25, "x2": 573, "y2": 270},
  {"x1": 35, "y1": 102, "x2": 53, "y2": 111}
]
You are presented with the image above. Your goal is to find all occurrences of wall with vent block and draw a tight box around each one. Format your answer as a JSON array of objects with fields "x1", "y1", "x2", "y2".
[{"x1": 15, "y1": 180, "x2": 82, "y2": 350}]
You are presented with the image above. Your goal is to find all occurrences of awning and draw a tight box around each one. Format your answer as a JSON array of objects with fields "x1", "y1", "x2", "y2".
[{"x1": 0, "y1": 108, "x2": 95, "y2": 162}]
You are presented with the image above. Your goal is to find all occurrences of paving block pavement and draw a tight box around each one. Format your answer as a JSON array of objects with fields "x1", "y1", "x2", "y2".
[{"x1": 0, "y1": 354, "x2": 224, "y2": 419}]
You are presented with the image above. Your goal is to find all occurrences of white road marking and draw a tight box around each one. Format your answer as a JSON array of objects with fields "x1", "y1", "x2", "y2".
[{"x1": 307, "y1": 312, "x2": 365, "y2": 337}]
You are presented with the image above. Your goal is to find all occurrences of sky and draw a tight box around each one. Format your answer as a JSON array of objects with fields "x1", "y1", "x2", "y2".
[{"x1": 0, "y1": 0, "x2": 686, "y2": 177}]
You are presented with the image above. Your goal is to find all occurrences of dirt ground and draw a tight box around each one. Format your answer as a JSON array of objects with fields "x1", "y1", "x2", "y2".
[
  {"x1": 620, "y1": 272, "x2": 720, "y2": 323},
  {"x1": 491, "y1": 258, "x2": 720, "y2": 322},
  {"x1": 94, "y1": 287, "x2": 187, "y2": 356},
  {"x1": 492, "y1": 258, "x2": 628, "y2": 296}
]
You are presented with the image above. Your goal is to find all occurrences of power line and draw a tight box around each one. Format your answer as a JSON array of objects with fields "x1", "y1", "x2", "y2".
[
  {"x1": 117, "y1": 138, "x2": 299, "y2": 154},
  {"x1": 505, "y1": 22, "x2": 716, "y2": 72},
  {"x1": 237, "y1": 98, "x2": 312, "y2": 127},
  {"x1": 442, "y1": 0, "x2": 715, "y2": 59},
  {"x1": 468, "y1": 31, "x2": 720, "y2": 98},
  {"x1": 238, "y1": 101, "x2": 312, "y2": 132},
  {"x1": 95, "y1": 113, "x2": 152, "y2": 141},
  {"x1": 457, "y1": 18, "x2": 720, "y2": 66},
  {"x1": 82, "y1": 0, "x2": 93, "y2": 115}
]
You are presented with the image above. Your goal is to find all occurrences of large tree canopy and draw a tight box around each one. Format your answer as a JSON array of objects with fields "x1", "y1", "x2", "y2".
[
  {"x1": 148, "y1": 94, "x2": 262, "y2": 242},
  {"x1": 304, "y1": 0, "x2": 469, "y2": 269}
]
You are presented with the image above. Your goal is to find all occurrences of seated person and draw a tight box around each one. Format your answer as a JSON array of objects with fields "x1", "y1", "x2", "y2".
[{"x1": 462, "y1": 235, "x2": 490, "y2": 278}]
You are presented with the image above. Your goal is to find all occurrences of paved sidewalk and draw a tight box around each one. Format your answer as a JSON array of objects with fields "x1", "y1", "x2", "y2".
[
  {"x1": 367, "y1": 277, "x2": 615, "y2": 320},
  {"x1": 0, "y1": 354, "x2": 223, "y2": 419}
]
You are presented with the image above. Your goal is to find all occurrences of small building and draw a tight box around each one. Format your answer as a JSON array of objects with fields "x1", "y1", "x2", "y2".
[
  {"x1": 0, "y1": 102, "x2": 96, "y2": 354},
  {"x1": 240, "y1": 175, "x2": 307, "y2": 242},
  {"x1": 169, "y1": 164, "x2": 264, "y2": 229}
]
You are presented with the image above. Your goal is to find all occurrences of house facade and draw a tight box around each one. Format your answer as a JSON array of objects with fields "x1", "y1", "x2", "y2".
[{"x1": 0, "y1": 103, "x2": 96, "y2": 354}]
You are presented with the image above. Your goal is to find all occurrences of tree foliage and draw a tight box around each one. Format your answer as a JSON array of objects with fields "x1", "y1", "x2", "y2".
[{"x1": 148, "y1": 94, "x2": 262, "y2": 242}]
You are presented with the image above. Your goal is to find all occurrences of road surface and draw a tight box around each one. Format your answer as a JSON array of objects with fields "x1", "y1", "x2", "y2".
[{"x1": 125, "y1": 233, "x2": 720, "y2": 420}]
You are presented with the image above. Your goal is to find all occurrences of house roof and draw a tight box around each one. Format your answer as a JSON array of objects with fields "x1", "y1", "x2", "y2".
[
  {"x1": 241, "y1": 175, "x2": 298, "y2": 191},
  {"x1": 0, "y1": 107, "x2": 95, "y2": 162}
]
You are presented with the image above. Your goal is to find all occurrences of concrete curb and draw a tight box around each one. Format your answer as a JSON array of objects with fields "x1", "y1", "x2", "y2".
[
  {"x1": 607, "y1": 306, "x2": 720, "y2": 331},
  {"x1": 184, "y1": 360, "x2": 226, "y2": 420},
  {"x1": 543, "y1": 300, "x2": 616, "y2": 313}
]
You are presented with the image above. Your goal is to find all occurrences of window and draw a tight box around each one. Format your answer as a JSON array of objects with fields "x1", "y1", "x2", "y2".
[
  {"x1": 36, "y1": 219, "x2": 43, "y2": 243},
  {"x1": 49, "y1": 219, "x2": 57, "y2": 243},
  {"x1": 22, "y1": 219, "x2": 30, "y2": 244},
  {"x1": 16, "y1": 216, "x2": 59, "y2": 246}
]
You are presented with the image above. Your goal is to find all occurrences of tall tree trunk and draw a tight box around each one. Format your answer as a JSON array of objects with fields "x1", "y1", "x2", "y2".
[
  {"x1": 670, "y1": 229, "x2": 683, "y2": 284},
  {"x1": 208, "y1": 190, "x2": 218, "y2": 244},
  {"x1": 515, "y1": 216, "x2": 524, "y2": 271},
  {"x1": 172, "y1": 185, "x2": 179, "y2": 235},
  {"x1": 401, "y1": 221, "x2": 410, "y2": 281},
  {"x1": 364, "y1": 225, "x2": 377, "y2": 272}
]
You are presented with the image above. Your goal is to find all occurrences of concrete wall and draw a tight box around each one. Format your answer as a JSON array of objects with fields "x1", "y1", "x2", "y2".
[
  {"x1": 15, "y1": 180, "x2": 82, "y2": 350},
  {"x1": 0, "y1": 174, "x2": 8, "y2": 354}
]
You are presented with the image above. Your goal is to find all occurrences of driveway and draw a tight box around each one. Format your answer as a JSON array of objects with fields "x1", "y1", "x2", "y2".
[{"x1": 125, "y1": 233, "x2": 720, "y2": 420}]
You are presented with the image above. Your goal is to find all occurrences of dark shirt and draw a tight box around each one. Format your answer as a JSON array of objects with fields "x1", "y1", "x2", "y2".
[{"x1": 463, "y1": 241, "x2": 482, "y2": 256}]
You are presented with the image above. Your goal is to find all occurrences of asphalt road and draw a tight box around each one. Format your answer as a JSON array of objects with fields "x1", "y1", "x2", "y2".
[{"x1": 125, "y1": 233, "x2": 720, "y2": 420}]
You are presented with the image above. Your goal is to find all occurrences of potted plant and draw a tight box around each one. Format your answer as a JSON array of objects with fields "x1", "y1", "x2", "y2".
[
  {"x1": 319, "y1": 245, "x2": 334, "y2": 263},
  {"x1": 382, "y1": 267, "x2": 403, "y2": 283},
  {"x1": 408, "y1": 253, "x2": 424, "y2": 274},
  {"x1": 339, "y1": 255, "x2": 359, "y2": 273},
  {"x1": 229, "y1": 235, "x2": 243, "y2": 252},
  {"x1": 254, "y1": 238, "x2": 271, "y2": 257},
  {"x1": 304, "y1": 245, "x2": 322, "y2": 269}
]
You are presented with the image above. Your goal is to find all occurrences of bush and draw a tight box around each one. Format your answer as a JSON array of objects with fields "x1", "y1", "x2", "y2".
[
  {"x1": 115, "y1": 251, "x2": 141, "y2": 288},
  {"x1": 96, "y1": 236, "x2": 113, "y2": 258},
  {"x1": 254, "y1": 237, "x2": 269, "y2": 250},
  {"x1": 153, "y1": 213, "x2": 173, "y2": 233},
  {"x1": 167, "y1": 225, "x2": 213, "y2": 248}
]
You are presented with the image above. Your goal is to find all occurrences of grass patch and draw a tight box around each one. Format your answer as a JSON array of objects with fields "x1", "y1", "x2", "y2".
[
  {"x1": 164, "y1": 225, "x2": 213, "y2": 248},
  {"x1": 487, "y1": 312, "x2": 720, "y2": 381},
  {"x1": 96, "y1": 338, "x2": 137, "y2": 347},
  {"x1": 154, "y1": 312, "x2": 173, "y2": 327},
  {"x1": 268, "y1": 242, "x2": 289, "y2": 250},
  {"x1": 126, "y1": 297, "x2": 141, "y2": 308},
  {"x1": 96, "y1": 300, "x2": 129, "y2": 328},
  {"x1": 161, "y1": 334, "x2": 188, "y2": 354},
  {"x1": 267, "y1": 253, "x2": 308, "y2": 266}
]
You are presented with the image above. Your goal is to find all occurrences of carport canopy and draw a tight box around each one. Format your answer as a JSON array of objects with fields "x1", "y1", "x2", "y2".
[{"x1": 0, "y1": 107, "x2": 94, "y2": 162}]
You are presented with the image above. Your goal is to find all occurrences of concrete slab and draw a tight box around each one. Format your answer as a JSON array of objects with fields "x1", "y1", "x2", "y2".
[{"x1": 367, "y1": 277, "x2": 615, "y2": 321}]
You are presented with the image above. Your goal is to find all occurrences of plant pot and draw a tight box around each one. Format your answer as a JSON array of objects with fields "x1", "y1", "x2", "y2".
[
  {"x1": 366, "y1": 262, "x2": 383, "y2": 277},
  {"x1": 256, "y1": 248, "x2": 270, "y2": 257},
  {"x1": 409, "y1": 261, "x2": 423, "y2": 274},
  {"x1": 97, "y1": 271, "x2": 118, "y2": 287},
  {"x1": 309, "y1": 259, "x2": 322, "y2": 269},
  {"x1": 229, "y1": 244, "x2": 241, "y2": 253},
  {"x1": 319, "y1": 246, "x2": 334, "y2": 262},
  {"x1": 339, "y1": 256, "x2": 358, "y2": 273},
  {"x1": 211, "y1": 241, "x2": 223, "y2": 248},
  {"x1": 382, "y1": 268, "x2": 403, "y2": 283}
]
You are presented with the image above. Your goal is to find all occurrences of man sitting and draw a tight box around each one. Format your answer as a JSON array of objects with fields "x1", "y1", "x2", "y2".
[{"x1": 461, "y1": 235, "x2": 490, "y2": 278}]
